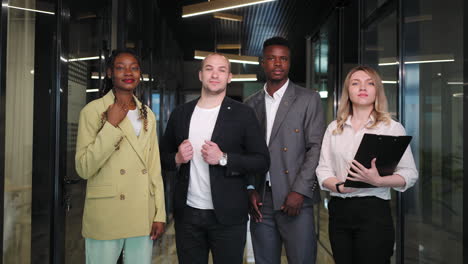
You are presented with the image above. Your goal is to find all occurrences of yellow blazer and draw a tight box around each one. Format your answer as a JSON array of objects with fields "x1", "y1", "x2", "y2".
[{"x1": 75, "y1": 91, "x2": 165, "y2": 240}]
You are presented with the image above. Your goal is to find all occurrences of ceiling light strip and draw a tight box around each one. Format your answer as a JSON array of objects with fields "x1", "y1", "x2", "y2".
[
  {"x1": 217, "y1": 44, "x2": 242, "y2": 50},
  {"x1": 405, "y1": 59, "x2": 454, "y2": 64},
  {"x1": 182, "y1": 0, "x2": 276, "y2": 18},
  {"x1": 6, "y1": 5, "x2": 55, "y2": 15},
  {"x1": 231, "y1": 78, "x2": 257, "y2": 82},
  {"x1": 378, "y1": 62, "x2": 399, "y2": 66},
  {"x1": 231, "y1": 74, "x2": 257, "y2": 82},
  {"x1": 68, "y1": 56, "x2": 102, "y2": 62},
  {"x1": 195, "y1": 50, "x2": 259, "y2": 65},
  {"x1": 378, "y1": 59, "x2": 455, "y2": 66},
  {"x1": 213, "y1": 12, "x2": 243, "y2": 22}
]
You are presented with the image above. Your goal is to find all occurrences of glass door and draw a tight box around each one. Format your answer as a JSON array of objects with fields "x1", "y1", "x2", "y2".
[
  {"x1": 2, "y1": 0, "x2": 57, "y2": 263},
  {"x1": 360, "y1": 2, "x2": 398, "y2": 263},
  {"x1": 401, "y1": 0, "x2": 464, "y2": 262},
  {"x1": 62, "y1": 0, "x2": 112, "y2": 262}
]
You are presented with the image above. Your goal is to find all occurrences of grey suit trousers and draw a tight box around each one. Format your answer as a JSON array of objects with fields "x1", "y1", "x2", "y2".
[{"x1": 250, "y1": 191, "x2": 317, "y2": 264}]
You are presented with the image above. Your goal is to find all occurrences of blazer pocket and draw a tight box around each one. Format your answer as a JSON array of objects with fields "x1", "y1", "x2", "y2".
[
  {"x1": 86, "y1": 185, "x2": 116, "y2": 199},
  {"x1": 149, "y1": 184, "x2": 155, "y2": 196}
]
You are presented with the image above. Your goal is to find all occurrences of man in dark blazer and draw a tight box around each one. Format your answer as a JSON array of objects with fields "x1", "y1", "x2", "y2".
[
  {"x1": 245, "y1": 37, "x2": 325, "y2": 263},
  {"x1": 160, "y1": 53, "x2": 270, "y2": 264}
]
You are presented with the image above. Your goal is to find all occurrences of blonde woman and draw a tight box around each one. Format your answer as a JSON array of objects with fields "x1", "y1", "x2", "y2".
[{"x1": 316, "y1": 66, "x2": 418, "y2": 264}]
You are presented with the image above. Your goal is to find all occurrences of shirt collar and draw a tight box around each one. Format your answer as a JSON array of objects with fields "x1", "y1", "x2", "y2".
[
  {"x1": 344, "y1": 115, "x2": 375, "y2": 127},
  {"x1": 264, "y1": 79, "x2": 289, "y2": 100}
]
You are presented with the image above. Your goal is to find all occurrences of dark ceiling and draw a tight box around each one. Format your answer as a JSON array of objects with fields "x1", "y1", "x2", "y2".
[{"x1": 159, "y1": 0, "x2": 339, "y2": 82}]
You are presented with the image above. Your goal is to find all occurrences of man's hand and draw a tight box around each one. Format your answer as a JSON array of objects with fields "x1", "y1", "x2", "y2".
[
  {"x1": 248, "y1": 189, "x2": 263, "y2": 222},
  {"x1": 201, "y1": 140, "x2": 223, "y2": 165},
  {"x1": 175, "y1": 140, "x2": 193, "y2": 165},
  {"x1": 107, "y1": 102, "x2": 128, "y2": 127},
  {"x1": 150, "y1": 222, "x2": 165, "y2": 240},
  {"x1": 280, "y1": 192, "x2": 304, "y2": 216}
]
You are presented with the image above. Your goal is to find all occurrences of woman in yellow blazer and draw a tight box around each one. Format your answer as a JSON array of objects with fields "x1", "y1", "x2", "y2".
[{"x1": 75, "y1": 50, "x2": 165, "y2": 264}]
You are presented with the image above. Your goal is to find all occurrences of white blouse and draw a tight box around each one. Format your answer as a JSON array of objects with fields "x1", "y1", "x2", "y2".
[
  {"x1": 316, "y1": 116, "x2": 418, "y2": 200},
  {"x1": 127, "y1": 109, "x2": 142, "y2": 137}
]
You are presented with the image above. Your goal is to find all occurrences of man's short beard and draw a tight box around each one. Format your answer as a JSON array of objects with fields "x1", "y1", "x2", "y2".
[
  {"x1": 203, "y1": 85, "x2": 226, "y2": 95},
  {"x1": 268, "y1": 78, "x2": 284, "y2": 83},
  {"x1": 266, "y1": 74, "x2": 288, "y2": 83}
]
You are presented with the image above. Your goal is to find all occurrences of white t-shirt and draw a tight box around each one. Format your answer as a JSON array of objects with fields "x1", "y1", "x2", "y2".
[
  {"x1": 127, "y1": 108, "x2": 142, "y2": 137},
  {"x1": 186, "y1": 105, "x2": 221, "y2": 209}
]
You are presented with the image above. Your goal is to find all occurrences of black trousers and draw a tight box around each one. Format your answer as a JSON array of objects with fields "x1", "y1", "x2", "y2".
[
  {"x1": 174, "y1": 206, "x2": 247, "y2": 264},
  {"x1": 328, "y1": 196, "x2": 395, "y2": 264}
]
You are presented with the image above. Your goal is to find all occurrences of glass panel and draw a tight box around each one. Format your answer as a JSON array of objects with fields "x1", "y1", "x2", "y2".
[
  {"x1": 364, "y1": 0, "x2": 390, "y2": 17},
  {"x1": 313, "y1": 12, "x2": 337, "y2": 125},
  {"x1": 64, "y1": 1, "x2": 112, "y2": 262},
  {"x1": 312, "y1": 11, "x2": 338, "y2": 264},
  {"x1": 402, "y1": 0, "x2": 463, "y2": 263},
  {"x1": 3, "y1": 0, "x2": 55, "y2": 262},
  {"x1": 342, "y1": 0, "x2": 359, "y2": 85},
  {"x1": 362, "y1": 11, "x2": 398, "y2": 117},
  {"x1": 362, "y1": 10, "x2": 398, "y2": 264},
  {"x1": 152, "y1": 93, "x2": 160, "y2": 123}
]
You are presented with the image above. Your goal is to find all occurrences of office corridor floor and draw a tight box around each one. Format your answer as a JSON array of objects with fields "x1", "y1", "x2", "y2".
[{"x1": 151, "y1": 208, "x2": 335, "y2": 264}]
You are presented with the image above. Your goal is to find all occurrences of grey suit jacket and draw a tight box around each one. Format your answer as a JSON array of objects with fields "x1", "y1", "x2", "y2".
[{"x1": 245, "y1": 81, "x2": 325, "y2": 210}]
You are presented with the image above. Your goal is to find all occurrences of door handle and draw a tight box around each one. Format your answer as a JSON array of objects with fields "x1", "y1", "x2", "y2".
[{"x1": 64, "y1": 178, "x2": 81, "y2": 185}]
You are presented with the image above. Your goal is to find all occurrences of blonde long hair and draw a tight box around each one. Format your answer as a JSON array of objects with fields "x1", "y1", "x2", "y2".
[{"x1": 333, "y1": 66, "x2": 391, "y2": 134}]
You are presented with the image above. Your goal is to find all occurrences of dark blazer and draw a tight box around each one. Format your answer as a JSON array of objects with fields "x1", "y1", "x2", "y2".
[
  {"x1": 161, "y1": 96, "x2": 270, "y2": 225},
  {"x1": 245, "y1": 81, "x2": 325, "y2": 209}
]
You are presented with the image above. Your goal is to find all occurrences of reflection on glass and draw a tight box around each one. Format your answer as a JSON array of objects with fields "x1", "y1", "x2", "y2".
[
  {"x1": 402, "y1": 0, "x2": 463, "y2": 263},
  {"x1": 152, "y1": 93, "x2": 160, "y2": 122},
  {"x1": 364, "y1": 0, "x2": 389, "y2": 17},
  {"x1": 312, "y1": 11, "x2": 338, "y2": 264},
  {"x1": 362, "y1": 11, "x2": 398, "y2": 117},
  {"x1": 362, "y1": 10, "x2": 398, "y2": 264},
  {"x1": 64, "y1": 1, "x2": 112, "y2": 262},
  {"x1": 313, "y1": 12, "x2": 337, "y2": 125},
  {"x1": 3, "y1": 0, "x2": 43, "y2": 262}
]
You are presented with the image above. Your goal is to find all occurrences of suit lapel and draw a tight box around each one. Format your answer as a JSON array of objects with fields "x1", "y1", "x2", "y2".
[
  {"x1": 102, "y1": 91, "x2": 146, "y2": 166},
  {"x1": 253, "y1": 91, "x2": 267, "y2": 139},
  {"x1": 118, "y1": 117, "x2": 146, "y2": 165},
  {"x1": 210, "y1": 97, "x2": 231, "y2": 143},
  {"x1": 183, "y1": 99, "x2": 198, "y2": 140},
  {"x1": 269, "y1": 82, "x2": 296, "y2": 145}
]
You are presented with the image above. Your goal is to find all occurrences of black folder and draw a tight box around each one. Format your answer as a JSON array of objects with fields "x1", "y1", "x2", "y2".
[{"x1": 344, "y1": 133, "x2": 412, "y2": 188}]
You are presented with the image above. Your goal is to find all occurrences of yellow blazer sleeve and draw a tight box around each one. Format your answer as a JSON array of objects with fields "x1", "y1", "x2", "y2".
[
  {"x1": 149, "y1": 117, "x2": 166, "y2": 223},
  {"x1": 75, "y1": 106, "x2": 124, "y2": 180}
]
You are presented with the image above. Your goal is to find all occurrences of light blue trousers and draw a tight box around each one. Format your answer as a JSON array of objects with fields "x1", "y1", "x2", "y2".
[{"x1": 85, "y1": 235, "x2": 153, "y2": 264}]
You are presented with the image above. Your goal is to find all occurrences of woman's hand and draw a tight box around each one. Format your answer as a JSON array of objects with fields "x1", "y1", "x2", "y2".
[
  {"x1": 107, "y1": 101, "x2": 128, "y2": 127},
  {"x1": 347, "y1": 158, "x2": 381, "y2": 186},
  {"x1": 338, "y1": 185, "x2": 358, "y2": 194},
  {"x1": 150, "y1": 222, "x2": 165, "y2": 240}
]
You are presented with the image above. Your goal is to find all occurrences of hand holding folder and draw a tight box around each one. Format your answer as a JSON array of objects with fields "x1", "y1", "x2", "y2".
[{"x1": 344, "y1": 133, "x2": 412, "y2": 188}]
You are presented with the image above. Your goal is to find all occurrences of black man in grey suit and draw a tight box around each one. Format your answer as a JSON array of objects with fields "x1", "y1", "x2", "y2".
[{"x1": 245, "y1": 37, "x2": 325, "y2": 264}]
